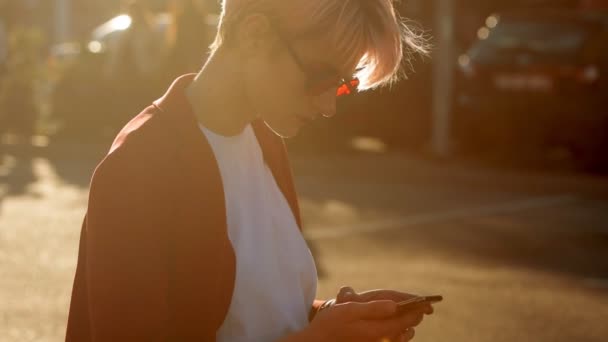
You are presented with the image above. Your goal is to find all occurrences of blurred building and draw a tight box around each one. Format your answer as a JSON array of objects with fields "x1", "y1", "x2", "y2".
[
  {"x1": 64, "y1": 0, "x2": 219, "y2": 41},
  {"x1": 0, "y1": 18, "x2": 6, "y2": 68},
  {"x1": 323, "y1": 0, "x2": 607, "y2": 152},
  {"x1": 580, "y1": 0, "x2": 608, "y2": 9}
]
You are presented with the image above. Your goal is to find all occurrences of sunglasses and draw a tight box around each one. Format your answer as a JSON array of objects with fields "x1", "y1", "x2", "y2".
[{"x1": 277, "y1": 32, "x2": 360, "y2": 97}]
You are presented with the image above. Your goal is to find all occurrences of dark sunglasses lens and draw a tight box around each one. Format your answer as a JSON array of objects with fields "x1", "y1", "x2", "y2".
[
  {"x1": 336, "y1": 84, "x2": 350, "y2": 97},
  {"x1": 308, "y1": 77, "x2": 359, "y2": 97}
]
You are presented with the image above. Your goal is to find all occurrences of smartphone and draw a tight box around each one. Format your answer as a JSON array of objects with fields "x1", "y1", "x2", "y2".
[{"x1": 395, "y1": 295, "x2": 443, "y2": 315}]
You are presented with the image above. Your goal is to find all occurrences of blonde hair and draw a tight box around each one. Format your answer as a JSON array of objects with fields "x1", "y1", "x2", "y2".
[{"x1": 210, "y1": 0, "x2": 428, "y2": 90}]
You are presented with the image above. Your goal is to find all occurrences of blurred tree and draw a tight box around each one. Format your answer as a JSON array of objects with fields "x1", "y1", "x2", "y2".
[
  {"x1": 0, "y1": 11, "x2": 7, "y2": 76},
  {"x1": 163, "y1": 0, "x2": 214, "y2": 79},
  {"x1": 0, "y1": 27, "x2": 44, "y2": 138},
  {"x1": 49, "y1": 45, "x2": 114, "y2": 142},
  {"x1": 103, "y1": 0, "x2": 168, "y2": 122}
]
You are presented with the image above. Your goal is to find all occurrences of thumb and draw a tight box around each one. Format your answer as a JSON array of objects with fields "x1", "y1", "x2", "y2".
[{"x1": 337, "y1": 286, "x2": 357, "y2": 303}]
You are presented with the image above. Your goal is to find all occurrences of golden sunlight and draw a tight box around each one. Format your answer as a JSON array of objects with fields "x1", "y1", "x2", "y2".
[{"x1": 351, "y1": 136, "x2": 387, "y2": 153}]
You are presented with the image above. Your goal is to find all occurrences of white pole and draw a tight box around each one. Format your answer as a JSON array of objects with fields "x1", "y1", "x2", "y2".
[
  {"x1": 431, "y1": 0, "x2": 455, "y2": 157},
  {"x1": 55, "y1": 0, "x2": 70, "y2": 44}
]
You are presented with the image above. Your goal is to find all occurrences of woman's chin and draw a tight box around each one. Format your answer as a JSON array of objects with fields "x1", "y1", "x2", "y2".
[{"x1": 263, "y1": 121, "x2": 301, "y2": 139}]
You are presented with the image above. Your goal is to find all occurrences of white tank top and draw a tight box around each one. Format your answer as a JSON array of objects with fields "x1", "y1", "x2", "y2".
[{"x1": 200, "y1": 123, "x2": 318, "y2": 342}]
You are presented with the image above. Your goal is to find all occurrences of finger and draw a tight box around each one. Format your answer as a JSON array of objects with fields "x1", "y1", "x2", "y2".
[
  {"x1": 374, "y1": 310, "x2": 423, "y2": 337},
  {"x1": 391, "y1": 328, "x2": 415, "y2": 342},
  {"x1": 365, "y1": 290, "x2": 418, "y2": 303},
  {"x1": 403, "y1": 328, "x2": 415, "y2": 341},
  {"x1": 354, "y1": 317, "x2": 411, "y2": 341},
  {"x1": 386, "y1": 328, "x2": 414, "y2": 342},
  {"x1": 402, "y1": 302, "x2": 433, "y2": 315},
  {"x1": 398, "y1": 311, "x2": 425, "y2": 329},
  {"x1": 411, "y1": 303, "x2": 433, "y2": 315},
  {"x1": 336, "y1": 300, "x2": 397, "y2": 320},
  {"x1": 337, "y1": 286, "x2": 357, "y2": 303}
]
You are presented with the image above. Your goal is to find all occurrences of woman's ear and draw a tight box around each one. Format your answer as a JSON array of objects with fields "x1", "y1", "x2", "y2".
[{"x1": 234, "y1": 13, "x2": 275, "y2": 58}]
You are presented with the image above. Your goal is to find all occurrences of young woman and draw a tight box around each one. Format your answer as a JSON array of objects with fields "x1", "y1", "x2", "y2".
[{"x1": 65, "y1": 0, "x2": 433, "y2": 341}]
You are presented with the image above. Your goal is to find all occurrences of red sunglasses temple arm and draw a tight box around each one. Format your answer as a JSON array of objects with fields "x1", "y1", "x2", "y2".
[{"x1": 336, "y1": 78, "x2": 360, "y2": 97}]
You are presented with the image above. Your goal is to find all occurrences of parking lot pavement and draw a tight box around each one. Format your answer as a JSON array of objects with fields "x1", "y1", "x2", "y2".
[
  {"x1": 1, "y1": 149, "x2": 607, "y2": 341},
  {"x1": 294, "y1": 154, "x2": 608, "y2": 342}
]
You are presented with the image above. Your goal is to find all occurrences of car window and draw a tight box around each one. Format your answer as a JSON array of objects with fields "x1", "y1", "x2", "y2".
[{"x1": 469, "y1": 20, "x2": 591, "y2": 65}]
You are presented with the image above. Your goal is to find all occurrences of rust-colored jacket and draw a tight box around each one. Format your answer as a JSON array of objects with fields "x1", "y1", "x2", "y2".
[{"x1": 65, "y1": 75, "x2": 324, "y2": 341}]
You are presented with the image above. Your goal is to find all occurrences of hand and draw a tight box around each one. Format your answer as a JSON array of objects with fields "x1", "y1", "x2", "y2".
[
  {"x1": 306, "y1": 299, "x2": 423, "y2": 342},
  {"x1": 328, "y1": 286, "x2": 434, "y2": 341},
  {"x1": 335, "y1": 286, "x2": 434, "y2": 315}
]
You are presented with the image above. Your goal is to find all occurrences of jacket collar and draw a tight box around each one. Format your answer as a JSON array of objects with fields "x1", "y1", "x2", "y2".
[{"x1": 152, "y1": 74, "x2": 302, "y2": 229}]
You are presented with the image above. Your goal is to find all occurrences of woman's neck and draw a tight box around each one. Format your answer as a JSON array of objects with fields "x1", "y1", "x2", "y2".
[{"x1": 185, "y1": 50, "x2": 257, "y2": 137}]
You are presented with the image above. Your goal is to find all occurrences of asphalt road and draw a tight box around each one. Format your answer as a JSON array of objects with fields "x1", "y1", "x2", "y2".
[
  {"x1": 1, "y1": 145, "x2": 607, "y2": 342},
  {"x1": 295, "y1": 154, "x2": 608, "y2": 342}
]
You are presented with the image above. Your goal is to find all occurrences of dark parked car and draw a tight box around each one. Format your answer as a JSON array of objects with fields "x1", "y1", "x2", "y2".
[{"x1": 454, "y1": 10, "x2": 608, "y2": 169}]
